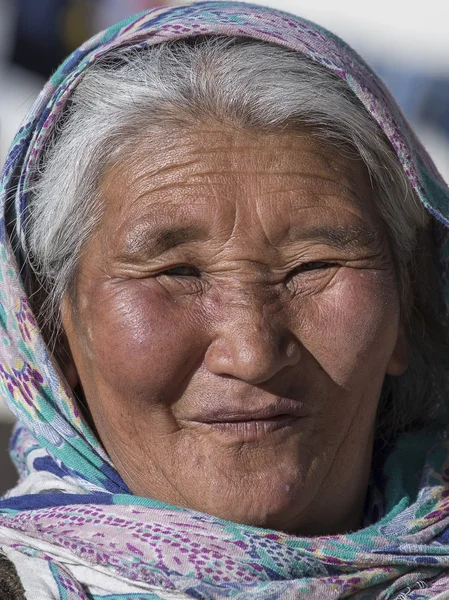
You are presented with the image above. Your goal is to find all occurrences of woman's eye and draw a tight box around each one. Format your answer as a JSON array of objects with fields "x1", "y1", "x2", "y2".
[
  {"x1": 291, "y1": 261, "x2": 333, "y2": 275},
  {"x1": 161, "y1": 265, "x2": 201, "y2": 277}
]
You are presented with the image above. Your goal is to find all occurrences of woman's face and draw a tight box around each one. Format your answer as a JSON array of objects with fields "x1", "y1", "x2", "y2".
[{"x1": 62, "y1": 127, "x2": 408, "y2": 535}]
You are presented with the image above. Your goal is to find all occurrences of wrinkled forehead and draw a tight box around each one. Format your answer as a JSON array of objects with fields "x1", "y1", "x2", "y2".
[{"x1": 96, "y1": 126, "x2": 385, "y2": 262}]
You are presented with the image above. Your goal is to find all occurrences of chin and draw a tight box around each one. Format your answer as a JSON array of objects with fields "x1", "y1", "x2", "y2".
[{"x1": 193, "y1": 468, "x2": 308, "y2": 532}]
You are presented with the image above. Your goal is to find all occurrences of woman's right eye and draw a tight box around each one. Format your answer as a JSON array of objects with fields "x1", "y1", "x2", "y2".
[{"x1": 161, "y1": 266, "x2": 201, "y2": 278}]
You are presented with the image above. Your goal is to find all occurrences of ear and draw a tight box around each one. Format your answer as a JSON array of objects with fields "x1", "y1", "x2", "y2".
[
  {"x1": 386, "y1": 323, "x2": 409, "y2": 376},
  {"x1": 60, "y1": 352, "x2": 80, "y2": 390},
  {"x1": 54, "y1": 332, "x2": 80, "y2": 390},
  {"x1": 57, "y1": 296, "x2": 80, "y2": 390}
]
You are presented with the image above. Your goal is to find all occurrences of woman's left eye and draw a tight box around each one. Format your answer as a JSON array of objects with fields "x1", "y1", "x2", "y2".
[
  {"x1": 161, "y1": 265, "x2": 201, "y2": 277},
  {"x1": 290, "y1": 261, "x2": 333, "y2": 275}
]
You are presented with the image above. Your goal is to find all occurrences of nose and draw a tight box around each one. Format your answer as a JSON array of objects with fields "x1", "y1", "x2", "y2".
[{"x1": 204, "y1": 302, "x2": 301, "y2": 384}]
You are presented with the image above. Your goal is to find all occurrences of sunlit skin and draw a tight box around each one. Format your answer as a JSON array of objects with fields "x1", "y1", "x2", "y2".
[{"x1": 62, "y1": 126, "x2": 408, "y2": 535}]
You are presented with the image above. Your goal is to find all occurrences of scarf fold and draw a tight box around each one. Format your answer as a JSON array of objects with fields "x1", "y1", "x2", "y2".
[{"x1": 1, "y1": 2, "x2": 449, "y2": 598}]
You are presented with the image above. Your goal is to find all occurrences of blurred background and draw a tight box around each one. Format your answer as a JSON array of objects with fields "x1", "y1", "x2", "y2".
[{"x1": 0, "y1": 0, "x2": 448, "y2": 494}]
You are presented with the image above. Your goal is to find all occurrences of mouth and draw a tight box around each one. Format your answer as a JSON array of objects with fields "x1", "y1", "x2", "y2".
[
  {"x1": 200, "y1": 414, "x2": 299, "y2": 435},
  {"x1": 186, "y1": 401, "x2": 305, "y2": 440}
]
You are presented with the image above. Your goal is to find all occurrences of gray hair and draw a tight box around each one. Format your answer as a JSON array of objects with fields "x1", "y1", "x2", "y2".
[{"x1": 25, "y1": 36, "x2": 449, "y2": 441}]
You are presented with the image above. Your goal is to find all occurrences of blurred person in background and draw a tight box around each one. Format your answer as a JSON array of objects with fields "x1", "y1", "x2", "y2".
[
  {"x1": 11, "y1": 0, "x2": 168, "y2": 77},
  {"x1": 0, "y1": 2, "x2": 449, "y2": 599},
  {"x1": 94, "y1": 0, "x2": 171, "y2": 29},
  {"x1": 11, "y1": 0, "x2": 89, "y2": 76}
]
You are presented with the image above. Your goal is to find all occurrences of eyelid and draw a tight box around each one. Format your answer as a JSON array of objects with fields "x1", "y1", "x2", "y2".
[
  {"x1": 289, "y1": 261, "x2": 334, "y2": 276},
  {"x1": 158, "y1": 265, "x2": 201, "y2": 277},
  {"x1": 158, "y1": 262, "x2": 334, "y2": 278}
]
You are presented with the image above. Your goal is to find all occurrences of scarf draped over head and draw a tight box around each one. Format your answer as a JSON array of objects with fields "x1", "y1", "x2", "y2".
[{"x1": 1, "y1": 2, "x2": 449, "y2": 598}]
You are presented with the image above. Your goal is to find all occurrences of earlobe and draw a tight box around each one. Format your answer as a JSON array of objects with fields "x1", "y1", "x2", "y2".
[
  {"x1": 55, "y1": 333, "x2": 80, "y2": 390},
  {"x1": 386, "y1": 325, "x2": 409, "y2": 376},
  {"x1": 61, "y1": 356, "x2": 80, "y2": 390},
  {"x1": 58, "y1": 296, "x2": 80, "y2": 390}
]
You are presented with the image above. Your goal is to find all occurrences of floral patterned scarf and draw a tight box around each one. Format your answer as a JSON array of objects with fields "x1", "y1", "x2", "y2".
[{"x1": 1, "y1": 2, "x2": 449, "y2": 598}]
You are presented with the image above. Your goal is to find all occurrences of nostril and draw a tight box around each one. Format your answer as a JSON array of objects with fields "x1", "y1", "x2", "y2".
[{"x1": 285, "y1": 339, "x2": 301, "y2": 361}]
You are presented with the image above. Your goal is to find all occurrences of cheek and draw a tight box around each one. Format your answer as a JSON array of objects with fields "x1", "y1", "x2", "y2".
[
  {"x1": 79, "y1": 281, "x2": 206, "y2": 400},
  {"x1": 297, "y1": 268, "x2": 400, "y2": 387}
]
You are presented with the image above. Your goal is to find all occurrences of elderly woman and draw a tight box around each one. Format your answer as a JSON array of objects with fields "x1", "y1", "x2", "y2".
[{"x1": 0, "y1": 1, "x2": 449, "y2": 598}]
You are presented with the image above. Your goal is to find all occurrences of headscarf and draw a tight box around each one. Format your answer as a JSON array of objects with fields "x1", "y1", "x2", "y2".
[{"x1": 1, "y1": 2, "x2": 449, "y2": 598}]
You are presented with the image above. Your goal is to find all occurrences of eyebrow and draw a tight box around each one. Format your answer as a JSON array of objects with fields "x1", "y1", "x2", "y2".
[
  {"x1": 121, "y1": 222, "x2": 382, "y2": 261},
  {"x1": 290, "y1": 224, "x2": 383, "y2": 251},
  {"x1": 122, "y1": 224, "x2": 207, "y2": 259}
]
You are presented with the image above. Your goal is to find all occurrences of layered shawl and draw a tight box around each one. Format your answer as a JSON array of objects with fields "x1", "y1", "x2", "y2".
[{"x1": 1, "y1": 2, "x2": 449, "y2": 598}]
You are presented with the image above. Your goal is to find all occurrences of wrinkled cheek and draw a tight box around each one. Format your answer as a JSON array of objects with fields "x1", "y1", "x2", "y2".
[
  {"x1": 300, "y1": 270, "x2": 400, "y2": 388},
  {"x1": 80, "y1": 283, "x2": 206, "y2": 402}
]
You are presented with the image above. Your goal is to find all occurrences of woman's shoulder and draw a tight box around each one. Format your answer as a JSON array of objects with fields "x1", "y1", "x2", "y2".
[
  {"x1": 0, "y1": 542, "x2": 195, "y2": 599},
  {"x1": 0, "y1": 543, "x2": 61, "y2": 600},
  {"x1": 0, "y1": 551, "x2": 26, "y2": 600}
]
